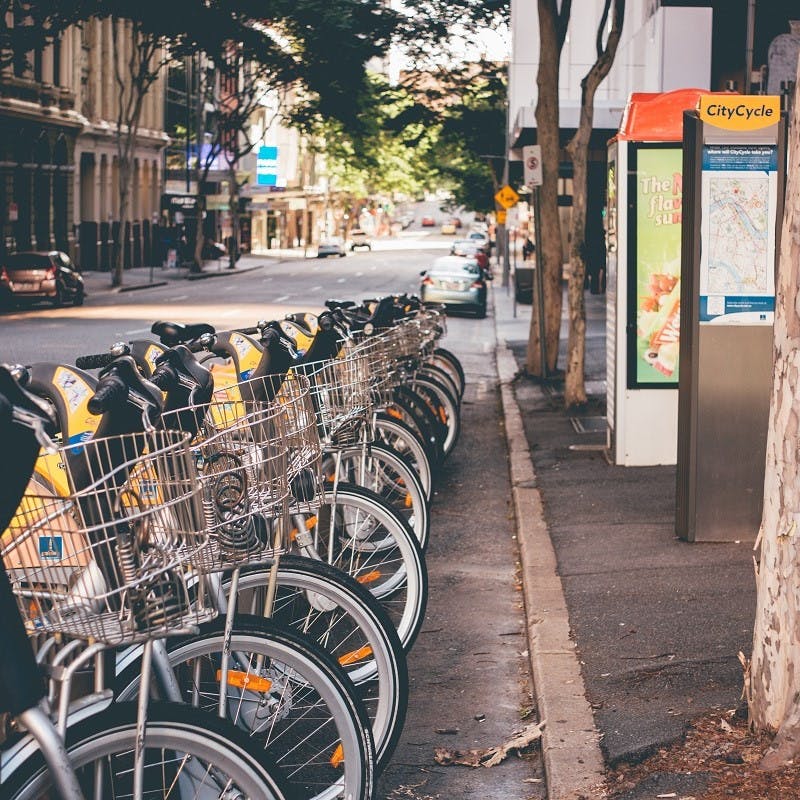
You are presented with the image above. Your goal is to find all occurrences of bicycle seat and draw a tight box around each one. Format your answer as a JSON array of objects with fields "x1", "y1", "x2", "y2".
[
  {"x1": 151, "y1": 321, "x2": 216, "y2": 347},
  {"x1": 324, "y1": 299, "x2": 357, "y2": 311}
]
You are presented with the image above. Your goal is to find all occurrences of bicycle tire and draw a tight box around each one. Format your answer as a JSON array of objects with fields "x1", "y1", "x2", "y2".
[
  {"x1": 3, "y1": 702, "x2": 297, "y2": 800},
  {"x1": 408, "y1": 374, "x2": 461, "y2": 457},
  {"x1": 323, "y1": 442, "x2": 430, "y2": 550},
  {"x1": 373, "y1": 415, "x2": 433, "y2": 499},
  {"x1": 390, "y1": 386, "x2": 446, "y2": 465},
  {"x1": 313, "y1": 484, "x2": 428, "y2": 652},
  {"x1": 231, "y1": 556, "x2": 409, "y2": 771},
  {"x1": 432, "y1": 346, "x2": 465, "y2": 397},
  {"x1": 416, "y1": 362, "x2": 461, "y2": 405},
  {"x1": 115, "y1": 616, "x2": 375, "y2": 800}
]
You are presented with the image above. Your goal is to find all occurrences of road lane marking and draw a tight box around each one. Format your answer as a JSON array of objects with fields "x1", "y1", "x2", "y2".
[
  {"x1": 275, "y1": 295, "x2": 291, "y2": 302},
  {"x1": 263, "y1": 277, "x2": 273, "y2": 282},
  {"x1": 355, "y1": 271, "x2": 363, "y2": 277},
  {"x1": 310, "y1": 285, "x2": 322, "y2": 292},
  {"x1": 125, "y1": 327, "x2": 151, "y2": 335},
  {"x1": 336, "y1": 278, "x2": 346, "y2": 283},
  {"x1": 169, "y1": 294, "x2": 189, "y2": 301}
]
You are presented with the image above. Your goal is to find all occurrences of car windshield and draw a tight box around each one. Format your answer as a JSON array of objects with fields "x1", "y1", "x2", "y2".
[
  {"x1": 469, "y1": 232, "x2": 486, "y2": 240},
  {"x1": 6, "y1": 254, "x2": 51, "y2": 270},
  {"x1": 432, "y1": 259, "x2": 480, "y2": 276}
]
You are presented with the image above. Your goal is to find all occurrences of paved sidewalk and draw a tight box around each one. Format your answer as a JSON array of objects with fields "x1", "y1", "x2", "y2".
[{"x1": 493, "y1": 280, "x2": 756, "y2": 798}]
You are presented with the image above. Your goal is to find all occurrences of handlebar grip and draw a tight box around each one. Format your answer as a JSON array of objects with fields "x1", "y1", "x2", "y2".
[
  {"x1": 150, "y1": 364, "x2": 178, "y2": 392},
  {"x1": 87, "y1": 376, "x2": 127, "y2": 415},
  {"x1": 237, "y1": 326, "x2": 261, "y2": 336},
  {"x1": 0, "y1": 394, "x2": 11, "y2": 427},
  {"x1": 76, "y1": 352, "x2": 118, "y2": 371}
]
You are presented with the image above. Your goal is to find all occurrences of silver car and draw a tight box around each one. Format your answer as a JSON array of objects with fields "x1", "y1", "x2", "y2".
[
  {"x1": 317, "y1": 239, "x2": 346, "y2": 258},
  {"x1": 420, "y1": 255, "x2": 488, "y2": 318}
]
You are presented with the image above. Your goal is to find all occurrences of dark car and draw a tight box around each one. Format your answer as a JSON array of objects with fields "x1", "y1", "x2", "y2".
[{"x1": 0, "y1": 251, "x2": 84, "y2": 307}]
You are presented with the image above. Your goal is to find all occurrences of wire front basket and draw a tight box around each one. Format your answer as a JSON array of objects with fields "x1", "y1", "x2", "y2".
[
  {"x1": 295, "y1": 351, "x2": 373, "y2": 449},
  {"x1": 2, "y1": 430, "x2": 213, "y2": 646},
  {"x1": 161, "y1": 397, "x2": 292, "y2": 570}
]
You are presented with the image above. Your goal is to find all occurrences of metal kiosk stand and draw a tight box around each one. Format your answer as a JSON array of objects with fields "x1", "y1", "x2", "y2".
[{"x1": 675, "y1": 96, "x2": 786, "y2": 542}]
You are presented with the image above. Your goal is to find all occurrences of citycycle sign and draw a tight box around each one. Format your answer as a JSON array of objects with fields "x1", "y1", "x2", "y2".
[{"x1": 698, "y1": 96, "x2": 781, "y2": 131}]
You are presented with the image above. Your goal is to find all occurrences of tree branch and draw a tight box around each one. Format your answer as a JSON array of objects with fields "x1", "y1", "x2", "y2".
[{"x1": 556, "y1": 0, "x2": 572, "y2": 54}]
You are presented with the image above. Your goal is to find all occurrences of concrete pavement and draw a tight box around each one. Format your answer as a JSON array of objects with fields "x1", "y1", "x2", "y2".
[{"x1": 493, "y1": 279, "x2": 755, "y2": 798}]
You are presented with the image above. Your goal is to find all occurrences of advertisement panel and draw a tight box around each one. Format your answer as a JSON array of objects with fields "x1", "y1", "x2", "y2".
[{"x1": 628, "y1": 145, "x2": 683, "y2": 387}]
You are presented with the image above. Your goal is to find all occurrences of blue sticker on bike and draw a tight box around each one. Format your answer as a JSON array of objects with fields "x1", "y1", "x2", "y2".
[{"x1": 39, "y1": 535, "x2": 63, "y2": 562}]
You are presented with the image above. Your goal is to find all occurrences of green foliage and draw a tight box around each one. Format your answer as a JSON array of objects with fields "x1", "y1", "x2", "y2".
[
  {"x1": 423, "y1": 63, "x2": 507, "y2": 212},
  {"x1": 317, "y1": 73, "x2": 438, "y2": 203}
]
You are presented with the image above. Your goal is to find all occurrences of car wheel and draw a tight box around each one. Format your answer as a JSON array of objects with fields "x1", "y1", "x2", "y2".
[
  {"x1": 475, "y1": 305, "x2": 487, "y2": 319},
  {"x1": 52, "y1": 284, "x2": 64, "y2": 308},
  {"x1": 73, "y1": 287, "x2": 85, "y2": 307},
  {"x1": 340, "y1": 252, "x2": 346, "y2": 258}
]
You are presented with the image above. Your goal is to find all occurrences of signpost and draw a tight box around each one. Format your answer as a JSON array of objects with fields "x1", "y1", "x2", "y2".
[{"x1": 522, "y1": 145, "x2": 546, "y2": 376}]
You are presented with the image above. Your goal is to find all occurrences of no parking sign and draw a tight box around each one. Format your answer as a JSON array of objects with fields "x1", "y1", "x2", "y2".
[{"x1": 523, "y1": 145, "x2": 542, "y2": 188}]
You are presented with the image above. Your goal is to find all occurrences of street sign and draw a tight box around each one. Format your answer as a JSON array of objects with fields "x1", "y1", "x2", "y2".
[
  {"x1": 7, "y1": 202, "x2": 18, "y2": 222},
  {"x1": 523, "y1": 145, "x2": 543, "y2": 188},
  {"x1": 495, "y1": 184, "x2": 520, "y2": 209},
  {"x1": 496, "y1": 209, "x2": 507, "y2": 225}
]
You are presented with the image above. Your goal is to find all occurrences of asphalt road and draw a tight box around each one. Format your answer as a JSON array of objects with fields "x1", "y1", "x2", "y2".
[{"x1": 1, "y1": 231, "x2": 545, "y2": 799}]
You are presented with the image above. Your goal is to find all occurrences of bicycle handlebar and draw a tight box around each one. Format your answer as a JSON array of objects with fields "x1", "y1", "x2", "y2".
[
  {"x1": 76, "y1": 352, "x2": 118, "y2": 370},
  {"x1": 87, "y1": 375, "x2": 127, "y2": 415}
]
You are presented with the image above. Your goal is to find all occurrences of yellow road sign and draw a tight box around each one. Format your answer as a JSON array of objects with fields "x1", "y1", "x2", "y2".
[
  {"x1": 496, "y1": 209, "x2": 507, "y2": 225},
  {"x1": 495, "y1": 184, "x2": 520, "y2": 209}
]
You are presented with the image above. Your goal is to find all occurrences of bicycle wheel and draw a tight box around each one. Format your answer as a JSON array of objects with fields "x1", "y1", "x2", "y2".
[
  {"x1": 323, "y1": 442, "x2": 430, "y2": 550},
  {"x1": 389, "y1": 387, "x2": 446, "y2": 467},
  {"x1": 408, "y1": 375, "x2": 461, "y2": 457},
  {"x1": 416, "y1": 362, "x2": 461, "y2": 405},
  {"x1": 115, "y1": 616, "x2": 375, "y2": 800},
  {"x1": 311, "y1": 484, "x2": 428, "y2": 651},
  {"x1": 373, "y1": 415, "x2": 433, "y2": 500},
  {"x1": 4, "y1": 702, "x2": 297, "y2": 800},
  {"x1": 231, "y1": 556, "x2": 409, "y2": 771},
  {"x1": 432, "y1": 346, "x2": 465, "y2": 398}
]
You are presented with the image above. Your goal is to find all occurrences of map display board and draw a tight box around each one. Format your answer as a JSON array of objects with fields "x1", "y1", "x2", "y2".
[
  {"x1": 628, "y1": 145, "x2": 683, "y2": 387},
  {"x1": 699, "y1": 144, "x2": 778, "y2": 324}
]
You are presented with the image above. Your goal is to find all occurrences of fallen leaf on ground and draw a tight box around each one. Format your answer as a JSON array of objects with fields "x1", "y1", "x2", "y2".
[{"x1": 433, "y1": 720, "x2": 545, "y2": 768}]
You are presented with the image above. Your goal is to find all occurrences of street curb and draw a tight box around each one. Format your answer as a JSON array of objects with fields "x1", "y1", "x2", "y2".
[
  {"x1": 185, "y1": 263, "x2": 265, "y2": 281},
  {"x1": 116, "y1": 281, "x2": 169, "y2": 293},
  {"x1": 493, "y1": 295, "x2": 607, "y2": 800}
]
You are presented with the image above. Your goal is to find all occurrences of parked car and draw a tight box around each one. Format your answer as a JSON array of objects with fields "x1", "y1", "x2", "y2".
[
  {"x1": 317, "y1": 240, "x2": 346, "y2": 258},
  {"x1": 421, "y1": 216, "x2": 436, "y2": 227},
  {"x1": 349, "y1": 229, "x2": 372, "y2": 251},
  {"x1": 440, "y1": 222, "x2": 457, "y2": 235},
  {"x1": 450, "y1": 240, "x2": 490, "y2": 275},
  {"x1": 420, "y1": 255, "x2": 488, "y2": 318},
  {"x1": 0, "y1": 251, "x2": 85, "y2": 307},
  {"x1": 452, "y1": 217, "x2": 463, "y2": 228}
]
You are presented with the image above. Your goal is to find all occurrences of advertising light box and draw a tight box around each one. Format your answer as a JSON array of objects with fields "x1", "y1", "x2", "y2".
[{"x1": 628, "y1": 145, "x2": 684, "y2": 388}]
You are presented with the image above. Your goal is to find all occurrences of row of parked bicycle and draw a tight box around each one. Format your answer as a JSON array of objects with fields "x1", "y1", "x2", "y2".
[{"x1": 0, "y1": 293, "x2": 464, "y2": 799}]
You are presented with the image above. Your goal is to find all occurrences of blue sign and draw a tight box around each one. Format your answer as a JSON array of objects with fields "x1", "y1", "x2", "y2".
[
  {"x1": 39, "y1": 536, "x2": 63, "y2": 562},
  {"x1": 257, "y1": 146, "x2": 278, "y2": 186}
]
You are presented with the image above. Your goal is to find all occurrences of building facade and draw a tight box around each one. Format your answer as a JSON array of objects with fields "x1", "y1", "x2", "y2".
[{"x1": 1, "y1": 16, "x2": 167, "y2": 269}]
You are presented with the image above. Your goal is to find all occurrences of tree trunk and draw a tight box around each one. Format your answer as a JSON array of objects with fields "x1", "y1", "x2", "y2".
[
  {"x1": 228, "y1": 163, "x2": 239, "y2": 269},
  {"x1": 563, "y1": 0, "x2": 624, "y2": 409},
  {"x1": 749, "y1": 70, "x2": 800, "y2": 770},
  {"x1": 527, "y1": 0, "x2": 567, "y2": 377}
]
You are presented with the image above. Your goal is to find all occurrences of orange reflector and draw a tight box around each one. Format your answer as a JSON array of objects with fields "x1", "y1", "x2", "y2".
[
  {"x1": 290, "y1": 528, "x2": 298, "y2": 541},
  {"x1": 438, "y1": 406, "x2": 447, "y2": 424},
  {"x1": 397, "y1": 477, "x2": 406, "y2": 487},
  {"x1": 357, "y1": 570, "x2": 382, "y2": 585},
  {"x1": 404, "y1": 493, "x2": 413, "y2": 508},
  {"x1": 305, "y1": 515, "x2": 317, "y2": 530},
  {"x1": 339, "y1": 645, "x2": 373, "y2": 666},
  {"x1": 330, "y1": 744, "x2": 344, "y2": 768},
  {"x1": 387, "y1": 407, "x2": 402, "y2": 419},
  {"x1": 216, "y1": 669, "x2": 272, "y2": 693}
]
